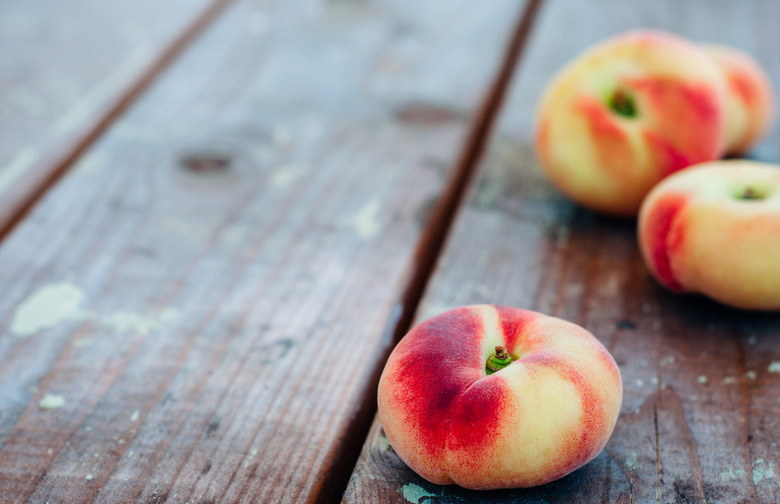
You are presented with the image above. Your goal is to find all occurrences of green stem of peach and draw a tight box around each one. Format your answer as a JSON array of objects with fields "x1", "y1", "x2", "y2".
[
  {"x1": 486, "y1": 345, "x2": 517, "y2": 375},
  {"x1": 609, "y1": 89, "x2": 636, "y2": 118},
  {"x1": 741, "y1": 187, "x2": 759, "y2": 200}
]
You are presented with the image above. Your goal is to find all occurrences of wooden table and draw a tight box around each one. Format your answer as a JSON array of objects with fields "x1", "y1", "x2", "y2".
[{"x1": 1, "y1": 0, "x2": 778, "y2": 502}]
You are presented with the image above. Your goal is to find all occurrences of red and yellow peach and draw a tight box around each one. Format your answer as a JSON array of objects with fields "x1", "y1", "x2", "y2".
[
  {"x1": 536, "y1": 30, "x2": 729, "y2": 216},
  {"x1": 704, "y1": 45, "x2": 776, "y2": 155},
  {"x1": 377, "y1": 305, "x2": 622, "y2": 489},
  {"x1": 639, "y1": 160, "x2": 780, "y2": 310}
]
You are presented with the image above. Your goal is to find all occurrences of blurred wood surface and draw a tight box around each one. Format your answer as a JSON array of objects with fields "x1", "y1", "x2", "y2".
[
  {"x1": 2, "y1": 0, "x2": 780, "y2": 502},
  {"x1": 0, "y1": 0, "x2": 527, "y2": 502},
  {"x1": 0, "y1": 0, "x2": 228, "y2": 239},
  {"x1": 343, "y1": 1, "x2": 780, "y2": 503}
]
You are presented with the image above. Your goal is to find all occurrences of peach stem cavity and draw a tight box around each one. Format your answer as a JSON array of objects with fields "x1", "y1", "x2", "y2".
[
  {"x1": 608, "y1": 89, "x2": 637, "y2": 118},
  {"x1": 486, "y1": 345, "x2": 517, "y2": 375},
  {"x1": 736, "y1": 186, "x2": 768, "y2": 200}
]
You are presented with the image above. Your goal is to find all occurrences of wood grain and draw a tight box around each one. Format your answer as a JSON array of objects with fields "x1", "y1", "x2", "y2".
[
  {"x1": 343, "y1": 0, "x2": 780, "y2": 503},
  {"x1": 0, "y1": 0, "x2": 527, "y2": 502},
  {"x1": 0, "y1": 0, "x2": 229, "y2": 240}
]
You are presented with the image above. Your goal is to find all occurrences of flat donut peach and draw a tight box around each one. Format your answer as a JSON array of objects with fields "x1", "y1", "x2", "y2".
[
  {"x1": 377, "y1": 305, "x2": 622, "y2": 489},
  {"x1": 639, "y1": 160, "x2": 780, "y2": 310},
  {"x1": 536, "y1": 30, "x2": 728, "y2": 216}
]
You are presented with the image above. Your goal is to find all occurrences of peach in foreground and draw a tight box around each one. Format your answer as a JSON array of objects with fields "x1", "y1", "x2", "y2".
[{"x1": 377, "y1": 305, "x2": 623, "y2": 489}]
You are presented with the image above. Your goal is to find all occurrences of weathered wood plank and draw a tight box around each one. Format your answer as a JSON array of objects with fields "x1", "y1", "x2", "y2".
[
  {"x1": 0, "y1": 0, "x2": 228, "y2": 239},
  {"x1": 0, "y1": 0, "x2": 527, "y2": 502},
  {"x1": 343, "y1": 0, "x2": 780, "y2": 502}
]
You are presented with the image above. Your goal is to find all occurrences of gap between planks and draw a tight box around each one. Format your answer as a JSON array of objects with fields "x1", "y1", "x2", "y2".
[
  {"x1": 326, "y1": 0, "x2": 547, "y2": 500},
  {"x1": 0, "y1": 0, "x2": 235, "y2": 245}
]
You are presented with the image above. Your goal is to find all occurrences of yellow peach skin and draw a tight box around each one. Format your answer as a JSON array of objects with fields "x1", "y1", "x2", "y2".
[
  {"x1": 704, "y1": 45, "x2": 776, "y2": 155},
  {"x1": 377, "y1": 305, "x2": 622, "y2": 489},
  {"x1": 639, "y1": 160, "x2": 780, "y2": 310},
  {"x1": 536, "y1": 30, "x2": 728, "y2": 216}
]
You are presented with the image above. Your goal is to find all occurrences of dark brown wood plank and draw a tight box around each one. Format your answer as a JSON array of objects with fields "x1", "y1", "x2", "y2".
[
  {"x1": 0, "y1": 0, "x2": 527, "y2": 502},
  {"x1": 343, "y1": 0, "x2": 780, "y2": 503},
  {"x1": 0, "y1": 0, "x2": 229, "y2": 240}
]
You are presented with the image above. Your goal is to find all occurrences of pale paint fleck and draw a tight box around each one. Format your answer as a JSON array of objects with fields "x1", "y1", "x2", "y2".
[
  {"x1": 651, "y1": 376, "x2": 659, "y2": 385},
  {"x1": 660, "y1": 355, "x2": 676, "y2": 367},
  {"x1": 86, "y1": 474, "x2": 94, "y2": 481},
  {"x1": 0, "y1": 148, "x2": 40, "y2": 194},
  {"x1": 746, "y1": 371, "x2": 757, "y2": 381},
  {"x1": 161, "y1": 217, "x2": 210, "y2": 242},
  {"x1": 753, "y1": 458, "x2": 775, "y2": 485},
  {"x1": 250, "y1": 145, "x2": 275, "y2": 163},
  {"x1": 376, "y1": 434, "x2": 391, "y2": 452},
  {"x1": 39, "y1": 393, "x2": 66, "y2": 410},
  {"x1": 270, "y1": 166, "x2": 305, "y2": 189},
  {"x1": 419, "y1": 304, "x2": 454, "y2": 322},
  {"x1": 641, "y1": 302, "x2": 653, "y2": 314},
  {"x1": 12, "y1": 282, "x2": 88, "y2": 337},
  {"x1": 243, "y1": 447, "x2": 259, "y2": 469},
  {"x1": 565, "y1": 283, "x2": 584, "y2": 297},
  {"x1": 698, "y1": 375, "x2": 708, "y2": 384},
  {"x1": 13, "y1": 282, "x2": 179, "y2": 338},
  {"x1": 272, "y1": 127, "x2": 292, "y2": 147},
  {"x1": 99, "y1": 308, "x2": 179, "y2": 335},
  {"x1": 474, "y1": 284, "x2": 492, "y2": 299},
  {"x1": 47, "y1": 448, "x2": 53, "y2": 455},
  {"x1": 220, "y1": 224, "x2": 248, "y2": 247},
  {"x1": 401, "y1": 483, "x2": 437, "y2": 504},
  {"x1": 600, "y1": 273, "x2": 620, "y2": 297},
  {"x1": 635, "y1": 379, "x2": 644, "y2": 387},
  {"x1": 72, "y1": 338, "x2": 94, "y2": 348},
  {"x1": 652, "y1": 319, "x2": 662, "y2": 331},
  {"x1": 117, "y1": 439, "x2": 125, "y2": 445},
  {"x1": 626, "y1": 452, "x2": 638, "y2": 470},
  {"x1": 53, "y1": 47, "x2": 151, "y2": 135},
  {"x1": 768, "y1": 362, "x2": 780, "y2": 373},
  {"x1": 248, "y1": 12, "x2": 270, "y2": 35},
  {"x1": 719, "y1": 466, "x2": 746, "y2": 481},
  {"x1": 351, "y1": 200, "x2": 382, "y2": 240},
  {"x1": 724, "y1": 376, "x2": 737, "y2": 384},
  {"x1": 130, "y1": 409, "x2": 140, "y2": 422},
  {"x1": 73, "y1": 151, "x2": 108, "y2": 177}
]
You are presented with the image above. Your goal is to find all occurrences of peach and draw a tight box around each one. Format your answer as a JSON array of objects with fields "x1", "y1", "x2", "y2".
[
  {"x1": 703, "y1": 45, "x2": 776, "y2": 155},
  {"x1": 536, "y1": 30, "x2": 728, "y2": 216},
  {"x1": 639, "y1": 160, "x2": 780, "y2": 310},
  {"x1": 377, "y1": 305, "x2": 622, "y2": 489}
]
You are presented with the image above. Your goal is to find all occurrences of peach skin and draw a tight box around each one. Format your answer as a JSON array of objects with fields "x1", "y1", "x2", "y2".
[
  {"x1": 536, "y1": 30, "x2": 728, "y2": 216},
  {"x1": 377, "y1": 305, "x2": 623, "y2": 489},
  {"x1": 704, "y1": 45, "x2": 776, "y2": 155},
  {"x1": 639, "y1": 160, "x2": 780, "y2": 310}
]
